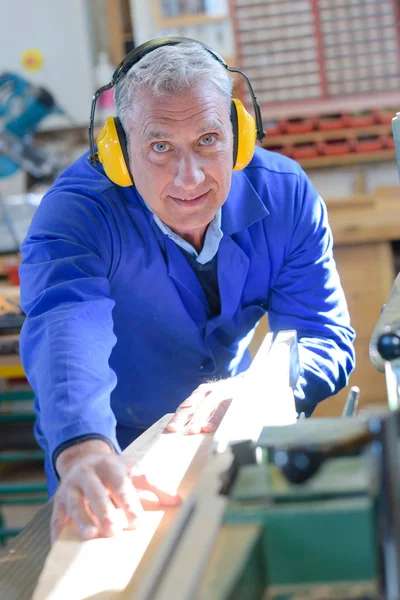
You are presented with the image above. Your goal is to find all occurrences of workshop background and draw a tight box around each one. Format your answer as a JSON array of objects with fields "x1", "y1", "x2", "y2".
[{"x1": 1, "y1": 0, "x2": 400, "y2": 545}]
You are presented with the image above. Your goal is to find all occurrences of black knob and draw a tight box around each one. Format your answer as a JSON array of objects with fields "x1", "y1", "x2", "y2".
[
  {"x1": 377, "y1": 333, "x2": 400, "y2": 361},
  {"x1": 275, "y1": 448, "x2": 324, "y2": 484}
]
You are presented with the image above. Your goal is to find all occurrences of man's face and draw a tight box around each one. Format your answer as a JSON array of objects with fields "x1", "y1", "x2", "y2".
[{"x1": 127, "y1": 82, "x2": 233, "y2": 241}]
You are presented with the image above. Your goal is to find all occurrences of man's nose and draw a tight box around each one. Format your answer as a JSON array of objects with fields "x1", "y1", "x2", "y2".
[{"x1": 174, "y1": 152, "x2": 205, "y2": 190}]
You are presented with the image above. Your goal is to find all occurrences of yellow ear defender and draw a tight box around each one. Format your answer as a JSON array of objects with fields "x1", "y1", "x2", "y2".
[
  {"x1": 97, "y1": 117, "x2": 133, "y2": 187},
  {"x1": 230, "y1": 98, "x2": 257, "y2": 171},
  {"x1": 89, "y1": 37, "x2": 265, "y2": 187}
]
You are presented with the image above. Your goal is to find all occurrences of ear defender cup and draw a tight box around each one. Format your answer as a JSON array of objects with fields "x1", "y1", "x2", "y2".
[
  {"x1": 96, "y1": 116, "x2": 134, "y2": 187},
  {"x1": 231, "y1": 98, "x2": 257, "y2": 171}
]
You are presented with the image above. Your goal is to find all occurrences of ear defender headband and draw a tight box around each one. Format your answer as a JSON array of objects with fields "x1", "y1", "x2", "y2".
[{"x1": 88, "y1": 36, "x2": 266, "y2": 187}]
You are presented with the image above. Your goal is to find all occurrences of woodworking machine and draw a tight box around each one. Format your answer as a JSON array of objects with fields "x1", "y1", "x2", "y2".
[{"x1": 129, "y1": 331, "x2": 400, "y2": 600}]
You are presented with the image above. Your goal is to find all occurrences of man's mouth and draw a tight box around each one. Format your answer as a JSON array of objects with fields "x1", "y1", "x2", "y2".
[{"x1": 170, "y1": 191, "x2": 209, "y2": 205}]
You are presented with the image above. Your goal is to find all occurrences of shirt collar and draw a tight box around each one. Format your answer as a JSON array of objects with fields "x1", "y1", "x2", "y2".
[{"x1": 141, "y1": 198, "x2": 223, "y2": 265}]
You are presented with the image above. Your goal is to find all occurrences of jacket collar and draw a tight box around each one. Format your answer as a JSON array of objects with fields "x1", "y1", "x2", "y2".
[{"x1": 222, "y1": 170, "x2": 269, "y2": 236}]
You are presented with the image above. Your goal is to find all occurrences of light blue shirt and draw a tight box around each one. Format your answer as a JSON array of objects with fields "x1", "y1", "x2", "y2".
[{"x1": 144, "y1": 200, "x2": 223, "y2": 265}]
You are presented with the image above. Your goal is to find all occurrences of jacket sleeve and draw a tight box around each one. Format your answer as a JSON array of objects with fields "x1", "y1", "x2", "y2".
[
  {"x1": 267, "y1": 170, "x2": 355, "y2": 416},
  {"x1": 19, "y1": 188, "x2": 120, "y2": 471}
]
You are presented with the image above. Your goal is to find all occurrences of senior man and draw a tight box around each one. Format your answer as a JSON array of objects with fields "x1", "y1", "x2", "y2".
[{"x1": 19, "y1": 38, "x2": 355, "y2": 541}]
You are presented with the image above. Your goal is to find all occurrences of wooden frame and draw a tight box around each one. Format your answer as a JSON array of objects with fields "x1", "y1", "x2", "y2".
[
  {"x1": 152, "y1": 0, "x2": 228, "y2": 28},
  {"x1": 106, "y1": 0, "x2": 134, "y2": 65}
]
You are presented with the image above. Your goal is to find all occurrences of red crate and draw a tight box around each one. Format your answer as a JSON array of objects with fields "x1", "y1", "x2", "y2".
[
  {"x1": 385, "y1": 132, "x2": 395, "y2": 149},
  {"x1": 266, "y1": 144, "x2": 293, "y2": 158},
  {"x1": 376, "y1": 108, "x2": 398, "y2": 124},
  {"x1": 4, "y1": 264, "x2": 20, "y2": 286},
  {"x1": 318, "y1": 112, "x2": 350, "y2": 131},
  {"x1": 354, "y1": 134, "x2": 384, "y2": 153},
  {"x1": 292, "y1": 141, "x2": 319, "y2": 159},
  {"x1": 348, "y1": 110, "x2": 377, "y2": 128},
  {"x1": 264, "y1": 119, "x2": 282, "y2": 136},
  {"x1": 321, "y1": 138, "x2": 353, "y2": 155},
  {"x1": 284, "y1": 116, "x2": 317, "y2": 134}
]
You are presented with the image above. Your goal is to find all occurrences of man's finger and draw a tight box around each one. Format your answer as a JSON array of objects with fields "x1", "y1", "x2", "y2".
[
  {"x1": 65, "y1": 486, "x2": 100, "y2": 540},
  {"x1": 50, "y1": 501, "x2": 70, "y2": 544},
  {"x1": 185, "y1": 392, "x2": 222, "y2": 433},
  {"x1": 201, "y1": 397, "x2": 232, "y2": 432},
  {"x1": 81, "y1": 472, "x2": 126, "y2": 537},
  {"x1": 167, "y1": 385, "x2": 210, "y2": 432},
  {"x1": 98, "y1": 460, "x2": 144, "y2": 527}
]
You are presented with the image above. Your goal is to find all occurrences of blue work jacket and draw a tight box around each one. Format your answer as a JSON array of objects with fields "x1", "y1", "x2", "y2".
[{"x1": 19, "y1": 146, "x2": 355, "y2": 494}]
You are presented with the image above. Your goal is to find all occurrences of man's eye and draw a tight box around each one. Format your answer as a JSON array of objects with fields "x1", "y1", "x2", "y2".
[
  {"x1": 200, "y1": 135, "x2": 216, "y2": 146},
  {"x1": 152, "y1": 142, "x2": 170, "y2": 153}
]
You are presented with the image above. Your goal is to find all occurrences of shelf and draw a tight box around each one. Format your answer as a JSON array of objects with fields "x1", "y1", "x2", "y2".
[
  {"x1": 232, "y1": 0, "x2": 400, "y2": 117},
  {"x1": 264, "y1": 124, "x2": 392, "y2": 146},
  {"x1": 297, "y1": 149, "x2": 397, "y2": 169}
]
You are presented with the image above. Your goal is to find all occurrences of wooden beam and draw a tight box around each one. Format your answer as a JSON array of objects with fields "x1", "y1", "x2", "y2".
[
  {"x1": 105, "y1": 0, "x2": 126, "y2": 66},
  {"x1": 32, "y1": 332, "x2": 298, "y2": 599}
]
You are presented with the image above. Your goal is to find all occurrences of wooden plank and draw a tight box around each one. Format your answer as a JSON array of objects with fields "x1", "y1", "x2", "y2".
[
  {"x1": 32, "y1": 332, "x2": 297, "y2": 599},
  {"x1": 136, "y1": 451, "x2": 232, "y2": 600},
  {"x1": 30, "y1": 415, "x2": 236, "y2": 599},
  {"x1": 31, "y1": 415, "x2": 176, "y2": 600},
  {"x1": 0, "y1": 419, "x2": 174, "y2": 600}
]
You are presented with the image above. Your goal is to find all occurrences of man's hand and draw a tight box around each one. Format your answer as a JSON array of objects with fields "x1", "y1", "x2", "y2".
[
  {"x1": 52, "y1": 440, "x2": 180, "y2": 543},
  {"x1": 167, "y1": 377, "x2": 243, "y2": 434}
]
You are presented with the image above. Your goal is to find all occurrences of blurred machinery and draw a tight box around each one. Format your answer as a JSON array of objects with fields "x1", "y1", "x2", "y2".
[
  {"x1": 0, "y1": 73, "x2": 61, "y2": 179},
  {"x1": 0, "y1": 73, "x2": 68, "y2": 256}
]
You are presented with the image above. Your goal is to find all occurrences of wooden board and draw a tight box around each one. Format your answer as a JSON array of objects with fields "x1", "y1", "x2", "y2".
[
  {"x1": 32, "y1": 332, "x2": 297, "y2": 600},
  {"x1": 31, "y1": 415, "x2": 214, "y2": 600}
]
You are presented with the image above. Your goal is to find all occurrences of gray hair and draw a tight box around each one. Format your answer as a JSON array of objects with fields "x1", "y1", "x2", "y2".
[{"x1": 114, "y1": 41, "x2": 233, "y2": 131}]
